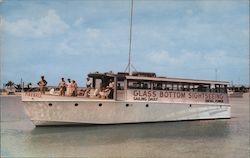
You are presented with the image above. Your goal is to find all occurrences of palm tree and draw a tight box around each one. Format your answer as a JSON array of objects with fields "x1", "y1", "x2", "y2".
[
  {"x1": 27, "y1": 82, "x2": 32, "y2": 88},
  {"x1": 5, "y1": 81, "x2": 15, "y2": 89}
]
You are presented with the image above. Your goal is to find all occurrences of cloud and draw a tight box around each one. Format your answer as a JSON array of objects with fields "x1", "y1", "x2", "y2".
[
  {"x1": 0, "y1": 16, "x2": 3, "y2": 29},
  {"x1": 86, "y1": 28, "x2": 101, "y2": 39},
  {"x1": 197, "y1": 1, "x2": 236, "y2": 13},
  {"x1": 242, "y1": 29, "x2": 249, "y2": 39},
  {"x1": 57, "y1": 39, "x2": 79, "y2": 55},
  {"x1": 73, "y1": 17, "x2": 84, "y2": 27},
  {"x1": 146, "y1": 50, "x2": 179, "y2": 64},
  {"x1": 3, "y1": 9, "x2": 69, "y2": 37},
  {"x1": 186, "y1": 9, "x2": 193, "y2": 16},
  {"x1": 55, "y1": 26, "x2": 119, "y2": 56},
  {"x1": 146, "y1": 49, "x2": 244, "y2": 68}
]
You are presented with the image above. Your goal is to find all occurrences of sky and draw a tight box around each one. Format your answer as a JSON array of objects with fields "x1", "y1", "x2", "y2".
[{"x1": 0, "y1": 0, "x2": 249, "y2": 87}]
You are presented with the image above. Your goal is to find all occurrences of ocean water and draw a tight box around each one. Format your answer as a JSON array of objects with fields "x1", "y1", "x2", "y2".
[{"x1": 1, "y1": 95, "x2": 249, "y2": 158}]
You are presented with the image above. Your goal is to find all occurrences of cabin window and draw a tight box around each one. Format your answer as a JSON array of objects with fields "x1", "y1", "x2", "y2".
[
  {"x1": 197, "y1": 84, "x2": 203, "y2": 92},
  {"x1": 153, "y1": 82, "x2": 163, "y2": 90},
  {"x1": 189, "y1": 84, "x2": 194, "y2": 91},
  {"x1": 128, "y1": 80, "x2": 137, "y2": 89},
  {"x1": 117, "y1": 81, "x2": 124, "y2": 90},
  {"x1": 193, "y1": 84, "x2": 199, "y2": 92},
  {"x1": 166, "y1": 82, "x2": 173, "y2": 90},
  {"x1": 209, "y1": 84, "x2": 227, "y2": 93},
  {"x1": 203, "y1": 84, "x2": 210, "y2": 92},
  {"x1": 129, "y1": 79, "x2": 227, "y2": 93},
  {"x1": 183, "y1": 83, "x2": 190, "y2": 91},
  {"x1": 215, "y1": 84, "x2": 220, "y2": 93},
  {"x1": 216, "y1": 84, "x2": 227, "y2": 93},
  {"x1": 162, "y1": 83, "x2": 166, "y2": 90},
  {"x1": 210, "y1": 84, "x2": 216, "y2": 92},
  {"x1": 196, "y1": 84, "x2": 210, "y2": 92},
  {"x1": 128, "y1": 80, "x2": 151, "y2": 89},
  {"x1": 173, "y1": 83, "x2": 178, "y2": 91},
  {"x1": 178, "y1": 83, "x2": 184, "y2": 91},
  {"x1": 224, "y1": 85, "x2": 228, "y2": 93},
  {"x1": 141, "y1": 81, "x2": 151, "y2": 89}
]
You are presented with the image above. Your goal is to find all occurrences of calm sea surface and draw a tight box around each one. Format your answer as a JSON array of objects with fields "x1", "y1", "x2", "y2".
[{"x1": 1, "y1": 94, "x2": 249, "y2": 158}]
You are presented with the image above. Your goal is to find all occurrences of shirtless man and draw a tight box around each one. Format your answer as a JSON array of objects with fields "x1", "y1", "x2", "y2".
[{"x1": 37, "y1": 76, "x2": 47, "y2": 94}]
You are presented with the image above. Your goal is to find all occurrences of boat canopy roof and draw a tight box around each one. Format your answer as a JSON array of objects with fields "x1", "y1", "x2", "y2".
[
  {"x1": 126, "y1": 75, "x2": 229, "y2": 85},
  {"x1": 88, "y1": 72, "x2": 115, "y2": 78},
  {"x1": 88, "y1": 71, "x2": 229, "y2": 85}
]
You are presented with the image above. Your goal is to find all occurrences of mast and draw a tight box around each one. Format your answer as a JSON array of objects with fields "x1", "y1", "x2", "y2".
[{"x1": 125, "y1": 0, "x2": 136, "y2": 75}]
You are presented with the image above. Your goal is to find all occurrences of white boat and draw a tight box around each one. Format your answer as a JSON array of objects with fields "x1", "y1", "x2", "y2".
[{"x1": 22, "y1": 71, "x2": 231, "y2": 126}]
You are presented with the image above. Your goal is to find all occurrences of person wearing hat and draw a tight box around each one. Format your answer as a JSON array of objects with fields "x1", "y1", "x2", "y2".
[{"x1": 37, "y1": 76, "x2": 47, "y2": 94}]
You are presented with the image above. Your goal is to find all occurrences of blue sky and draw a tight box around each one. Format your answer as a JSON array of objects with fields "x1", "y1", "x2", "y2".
[{"x1": 0, "y1": 0, "x2": 249, "y2": 87}]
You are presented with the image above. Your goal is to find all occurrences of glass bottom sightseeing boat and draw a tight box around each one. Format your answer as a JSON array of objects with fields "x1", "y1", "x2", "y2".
[{"x1": 22, "y1": 71, "x2": 230, "y2": 126}]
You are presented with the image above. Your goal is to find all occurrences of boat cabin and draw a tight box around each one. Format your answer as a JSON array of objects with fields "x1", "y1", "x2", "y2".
[{"x1": 87, "y1": 71, "x2": 229, "y2": 103}]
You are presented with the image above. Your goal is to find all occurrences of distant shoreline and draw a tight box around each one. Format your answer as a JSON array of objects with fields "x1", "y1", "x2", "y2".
[{"x1": 0, "y1": 92, "x2": 22, "y2": 96}]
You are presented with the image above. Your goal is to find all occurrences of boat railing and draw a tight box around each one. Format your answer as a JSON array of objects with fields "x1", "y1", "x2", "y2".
[{"x1": 39, "y1": 87, "x2": 113, "y2": 99}]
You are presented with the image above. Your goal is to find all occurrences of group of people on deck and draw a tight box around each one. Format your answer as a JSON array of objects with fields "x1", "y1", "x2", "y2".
[
  {"x1": 85, "y1": 78, "x2": 114, "y2": 99},
  {"x1": 37, "y1": 76, "x2": 114, "y2": 99},
  {"x1": 58, "y1": 78, "x2": 78, "y2": 96}
]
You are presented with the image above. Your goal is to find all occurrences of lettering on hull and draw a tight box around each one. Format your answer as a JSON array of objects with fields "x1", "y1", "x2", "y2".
[
  {"x1": 25, "y1": 92, "x2": 41, "y2": 98},
  {"x1": 130, "y1": 90, "x2": 228, "y2": 103}
]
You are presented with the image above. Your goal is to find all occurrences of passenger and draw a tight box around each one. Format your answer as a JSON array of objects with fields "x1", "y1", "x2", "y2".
[
  {"x1": 71, "y1": 80, "x2": 78, "y2": 96},
  {"x1": 85, "y1": 78, "x2": 92, "y2": 97},
  {"x1": 93, "y1": 81, "x2": 103, "y2": 97},
  {"x1": 99, "y1": 86, "x2": 110, "y2": 99},
  {"x1": 49, "y1": 88, "x2": 55, "y2": 95},
  {"x1": 157, "y1": 83, "x2": 162, "y2": 90},
  {"x1": 136, "y1": 82, "x2": 141, "y2": 89},
  {"x1": 143, "y1": 83, "x2": 148, "y2": 89},
  {"x1": 37, "y1": 76, "x2": 47, "y2": 94},
  {"x1": 117, "y1": 83, "x2": 121, "y2": 90},
  {"x1": 106, "y1": 79, "x2": 114, "y2": 99},
  {"x1": 94, "y1": 88, "x2": 99, "y2": 97},
  {"x1": 86, "y1": 78, "x2": 92, "y2": 88},
  {"x1": 78, "y1": 89, "x2": 85, "y2": 96},
  {"x1": 66, "y1": 78, "x2": 72, "y2": 96},
  {"x1": 58, "y1": 78, "x2": 66, "y2": 96}
]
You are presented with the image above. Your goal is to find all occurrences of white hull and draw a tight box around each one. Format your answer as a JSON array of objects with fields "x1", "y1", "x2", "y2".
[{"x1": 23, "y1": 95, "x2": 231, "y2": 126}]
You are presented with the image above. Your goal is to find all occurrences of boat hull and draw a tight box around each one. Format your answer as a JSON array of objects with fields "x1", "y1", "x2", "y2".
[{"x1": 23, "y1": 98, "x2": 231, "y2": 126}]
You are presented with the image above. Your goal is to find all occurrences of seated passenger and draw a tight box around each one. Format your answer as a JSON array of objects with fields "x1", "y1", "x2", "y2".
[
  {"x1": 157, "y1": 83, "x2": 162, "y2": 90},
  {"x1": 106, "y1": 79, "x2": 114, "y2": 99},
  {"x1": 49, "y1": 88, "x2": 55, "y2": 95},
  {"x1": 99, "y1": 88, "x2": 111, "y2": 99},
  {"x1": 117, "y1": 83, "x2": 122, "y2": 90},
  {"x1": 143, "y1": 83, "x2": 148, "y2": 89},
  {"x1": 94, "y1": 88, "x2": 100, "y2": 96},
  {"x1": 78, "y1": 89, "x2": 85, "y2": 96}
]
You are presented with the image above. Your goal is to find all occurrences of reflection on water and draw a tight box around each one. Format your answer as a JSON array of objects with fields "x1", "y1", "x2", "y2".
[
  {"x1": 20, "y1": 121, "x2": 232, "y2": 157},
  {"x1": 1, "y1": 96, "x2": 249, "y2": 158},
  {"x1": 29, "y1": 121, "x2": 230, "y2": 146}
]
